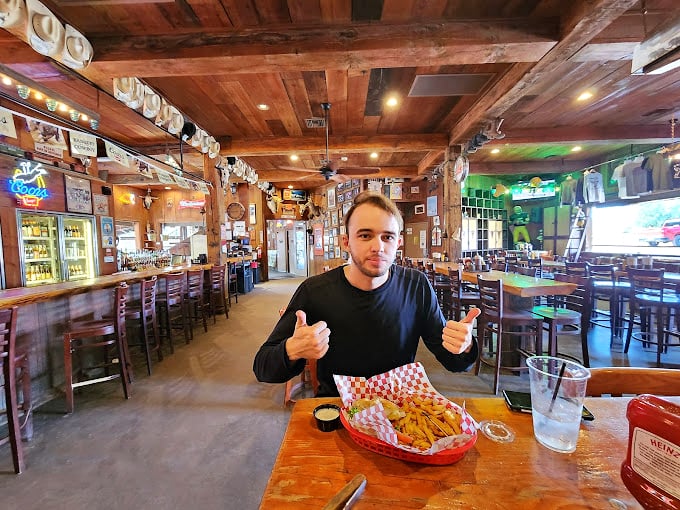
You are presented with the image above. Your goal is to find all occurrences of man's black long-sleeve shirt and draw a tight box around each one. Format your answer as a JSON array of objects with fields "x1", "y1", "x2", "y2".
[{"x1": 253, "y1": 265, "x2": 478, "y2": 396}]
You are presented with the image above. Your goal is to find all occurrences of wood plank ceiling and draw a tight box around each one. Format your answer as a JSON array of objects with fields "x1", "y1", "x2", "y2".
[{"x1": 1, "y1": 0, "x2": 680, "y2": 190}]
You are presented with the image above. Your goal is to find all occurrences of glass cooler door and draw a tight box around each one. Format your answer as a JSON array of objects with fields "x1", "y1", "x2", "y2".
[
  {"x1": 18, "y1": 211, "x2": 62, "y2": 286},
  {"x1": 62, "y1": 215, "x2": 96, "y2": 280}
]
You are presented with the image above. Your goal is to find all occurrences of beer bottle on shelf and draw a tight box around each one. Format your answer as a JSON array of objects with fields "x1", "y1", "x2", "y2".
[{"x1": 32, "y1": 220, "x2": 41, "y2": 237}]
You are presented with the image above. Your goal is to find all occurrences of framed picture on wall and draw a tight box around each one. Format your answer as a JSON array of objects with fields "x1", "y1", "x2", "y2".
[
  {"x1": 337, "y1": 191, "x2": 345, "y2": 204},
  {"x1": 331, "y1": 209, "x2": 338, "y2": 226},
  {"x1": 327, "y1": 187, "x2": 336, "y2": 208},
  {"x1": 64, "y1": 174, "x2": 93, "y2": 214}
]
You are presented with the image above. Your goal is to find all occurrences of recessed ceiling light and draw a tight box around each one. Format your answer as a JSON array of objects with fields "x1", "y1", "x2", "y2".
[
  {"x1": 491, "y1": 148, "x2": 500, "y2": 154},
  {"x1": 370, "y1": 152, "x2": 378, "y2": 159},
  {"x1": 34, "y1": 92, "x2": 43, "y2": 100},
  {"x1": 385, "y1": 96, "x2": 398, "y2": 107},
  {"x1": 59, "y1": 103, "x2": 68, "y2": 112},
  {"x1": 577, "y1": 91, "x2": 593, "y2": 101},
  {"x1": 340, "y1": 156, "x2": 348, "y2": 162},
  {"x1": 571, "y1": 146, "x2": 582, "y2": 152},
  {"x1": 257, "y1": 104, "x2": 270, "y2": 111},
  {"x1": 164, "y1": 186, "x2": 172, "y2": 190},
  {"x1": 81, "y1": 114, "x2": 88, "y2": 121},
  {"x1": 287, "y1": 185, "x2": 294, "y2": 189},
  {"x1": 1, "y1": 76, "x2": 11, "y2": 86},
  {"x1": 290, "y1": 154, "x2": 299, "y2": 161}
]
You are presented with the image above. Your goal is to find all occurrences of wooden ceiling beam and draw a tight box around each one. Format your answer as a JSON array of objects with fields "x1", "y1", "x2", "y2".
[
  {"x1": 82, "y1": 19, "x2": 558, "y2": 78},
  {"x1": 258, "y1": 166, "x2": 417, "y2": 181},
  {"x1": 224, "y1": 134, "x2": 447, "y2": 156},
  {"x1": 447, "y1": 0, "x2": 641, "y2": 145},
  {"x1": 492, "y1": 125, "x2": 675, "y2": 146},
  {"x1": 470, "y1": 160, "x2": 590, "y2": 176}
]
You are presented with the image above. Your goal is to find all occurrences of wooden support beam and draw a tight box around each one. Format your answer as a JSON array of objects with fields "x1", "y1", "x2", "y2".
[
  {"x1": 447, "y1": 0, "x2": 641, "y2": 144},
  {"x1": 83, "y1": 18, "x2": 558, "y2": 78},
  {"x1": 225, "y1": 134, "x2": 447, "y2": 156}
]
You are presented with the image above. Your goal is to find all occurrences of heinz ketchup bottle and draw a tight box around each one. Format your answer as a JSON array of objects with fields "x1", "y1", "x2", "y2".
[{"x1": 622, "y1": 395, "x2": 680, "y2": 509}]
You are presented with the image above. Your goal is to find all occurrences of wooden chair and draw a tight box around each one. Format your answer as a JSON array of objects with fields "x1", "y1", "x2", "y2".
[
  {"x1": 565, "y1": 261, "x2": 587, "y2": 276},
  {"x1": 280, "y1": 309, "x2": 319, "y2": 406},
  {"x1": 532, "y1": 273, "x2": 592, "y2": 367},
  {"x1": 448, "y1": 267, "x2": 480, "y2": 321},
  {"x1": 474, "y1": 276, "x2": 544, "y2": 395},
  {"x1": 0, "y1": 306, "x2": 31, "y2": 474},
  {"x1": 206, "y1": 265, "x2": 229, "y2": 323},
  {"x1": 156, "y1": 272, "x2": 190, "y2": 352},
  {"x1": 63, "y1": 283, "x2": 131, "y2": 414},
  {"x1": 586, "y1": 367, "x2": 680, "y2": 397}
]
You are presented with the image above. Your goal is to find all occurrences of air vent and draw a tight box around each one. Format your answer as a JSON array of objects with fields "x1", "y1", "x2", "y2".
[
  {"x1": 305, "y1": 117, "x2": 326, "y2": 128},
  {"x1": 643, "y1": 108, "x2": 673, "y2": 117},
  {"x1": 408, "y1": 74, "x2": 493, "y2": 97}
]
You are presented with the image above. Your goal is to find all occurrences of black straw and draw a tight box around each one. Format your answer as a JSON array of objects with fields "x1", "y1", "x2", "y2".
[{"x1": 548, "y1": 362, "x2": 567, "y2": 414}]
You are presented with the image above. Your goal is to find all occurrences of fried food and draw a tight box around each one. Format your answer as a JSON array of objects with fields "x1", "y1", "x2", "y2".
[{"x1": 349, "y1": 395, "x2": 463, "y2": 450}]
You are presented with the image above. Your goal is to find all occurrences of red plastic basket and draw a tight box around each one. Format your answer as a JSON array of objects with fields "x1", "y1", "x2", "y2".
[{"x1": 339, "y1": 412, "x2": 477, "y2": 465}]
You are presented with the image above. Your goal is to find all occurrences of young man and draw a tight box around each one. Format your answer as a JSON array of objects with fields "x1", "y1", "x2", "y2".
[{"x1": 253, "y1": 191, "x2": 479, "y2": 397}]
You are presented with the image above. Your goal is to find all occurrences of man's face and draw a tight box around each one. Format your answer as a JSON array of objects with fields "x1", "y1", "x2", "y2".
[{"x1": 342, "y1": 203, "x2": 402, "y2": 279}]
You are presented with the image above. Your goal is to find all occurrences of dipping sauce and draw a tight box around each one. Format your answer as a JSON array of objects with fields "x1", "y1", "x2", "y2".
[
  {"x1": 313, "y1": 404, "x2": 341, "y2": 432},
  {"x1": 315, "y1": 408, "x2": 340, "y2": 421}
]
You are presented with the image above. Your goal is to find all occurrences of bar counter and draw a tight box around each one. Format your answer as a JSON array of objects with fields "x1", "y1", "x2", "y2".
[
  {"x1": 0, "y1": 264, "x2": 212, "y2": 308},
  {"x1": 0, "y1": 262, "x2": 231, "y2": 409}
]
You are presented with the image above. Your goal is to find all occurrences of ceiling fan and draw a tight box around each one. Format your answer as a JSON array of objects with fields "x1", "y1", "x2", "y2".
[{"x1": 279, "y1": 102, "x2": 380, "y2": 181}]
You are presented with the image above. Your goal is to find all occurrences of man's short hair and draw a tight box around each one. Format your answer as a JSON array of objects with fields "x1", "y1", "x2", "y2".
[{"x1": 344, "y1": 191, "x2": 403, "y2": 231}]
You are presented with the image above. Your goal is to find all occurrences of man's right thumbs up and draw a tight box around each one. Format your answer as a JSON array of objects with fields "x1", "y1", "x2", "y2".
[{"x1": 295, "y1": 310, "x2": 307, "y2": 329}]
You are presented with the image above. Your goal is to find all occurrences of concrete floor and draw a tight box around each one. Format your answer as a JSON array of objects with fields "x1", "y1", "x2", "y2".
[{"x1": 0, "y1": 276, "x2": 677, "y2": 509}]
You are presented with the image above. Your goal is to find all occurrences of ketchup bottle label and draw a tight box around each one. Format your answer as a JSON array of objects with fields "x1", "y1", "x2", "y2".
[{"x1": 631, "y1": 427, "x2": 680, "y2": 501}]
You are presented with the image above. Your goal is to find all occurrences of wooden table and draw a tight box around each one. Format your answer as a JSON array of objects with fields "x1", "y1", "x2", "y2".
[
  {"x1": 434, "y1": 264, "x2": 576, "y2": 298},
  {"x1": 259, "y1": 397, "x2": 662, "y2": 509}
]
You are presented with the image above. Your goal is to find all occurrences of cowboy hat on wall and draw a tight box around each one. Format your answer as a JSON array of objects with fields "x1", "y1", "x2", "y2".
[
  {"x1": 26, "y1": 0, "x2": 64, "y2": 57},
  {"x1": 62, "y1": 24, "x2": 92, "y2": 69},
  {"x1": 0, "y1": 0, "x2": 27, "y2": 28}
]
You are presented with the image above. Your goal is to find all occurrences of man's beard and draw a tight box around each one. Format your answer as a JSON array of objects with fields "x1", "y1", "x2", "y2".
[{"x1": 348, "y1": 249, "x2": 394, "y2": 278}]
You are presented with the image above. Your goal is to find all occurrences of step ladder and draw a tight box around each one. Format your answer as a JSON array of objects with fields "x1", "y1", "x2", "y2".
[{"x1": 563, "y1": 206, "x2": 587, "y2": 261}]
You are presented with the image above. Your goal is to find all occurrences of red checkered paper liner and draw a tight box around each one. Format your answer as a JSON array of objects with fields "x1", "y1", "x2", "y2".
[{"x1": 333, "y1": 362, "x2": 477, "y2": 455}]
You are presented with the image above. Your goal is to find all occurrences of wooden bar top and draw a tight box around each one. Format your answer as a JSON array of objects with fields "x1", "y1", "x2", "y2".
[
  {"x1": 433, "y1": 263, "x2": 576, "y2": 297},
  {"x1": 258, "y1": 396, "x2": 665, "y2": 509},
  {"x1": 0, "y1": 264, "x2": 212, "y2": 308}
]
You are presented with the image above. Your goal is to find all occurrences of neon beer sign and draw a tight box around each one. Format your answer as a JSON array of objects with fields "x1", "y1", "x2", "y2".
[{"x1": 9, "y1": 160, "x2": 49, "y2": 207}]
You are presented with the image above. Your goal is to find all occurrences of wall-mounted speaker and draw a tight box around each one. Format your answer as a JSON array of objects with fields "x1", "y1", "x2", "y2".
[{"x1": 101, "y1": 186, "x2": 112, "y2": 196}]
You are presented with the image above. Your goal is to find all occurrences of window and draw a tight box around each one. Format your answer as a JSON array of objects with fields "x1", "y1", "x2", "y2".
[
  {"x1": 590, "y1": 196, "x2": 680, "y2": 254},
  {"x1": 115, "y1": 221, "x2": 138, "y2": 253},
  {"x1": 161, "y1": 223, "x2": 203, "y2": 254}
]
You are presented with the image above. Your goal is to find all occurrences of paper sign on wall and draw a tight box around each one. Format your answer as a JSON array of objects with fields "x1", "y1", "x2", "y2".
[
  {"x1": 70, "y1": 131, "x2": 98, "y2": 156},
  {"x1": 0, "y1": 107, "x2": 17, "y2": 138},
  {"x1": 104, "y1": 140, "x2": 130, "y2": 167}
]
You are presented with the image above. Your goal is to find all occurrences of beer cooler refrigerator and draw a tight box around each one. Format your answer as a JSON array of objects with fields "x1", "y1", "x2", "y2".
[{"x1": 18, "y1": 211, "x2": 98, "y2": 286}]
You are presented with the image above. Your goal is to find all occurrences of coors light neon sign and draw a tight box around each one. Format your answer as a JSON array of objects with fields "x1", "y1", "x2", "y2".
[{"x1": 9, "y1": 160, "x2": 50, "y2": 208}]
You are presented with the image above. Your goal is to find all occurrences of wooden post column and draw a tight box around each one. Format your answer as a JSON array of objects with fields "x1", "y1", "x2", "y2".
[
  {"x1": 443, "y1": 147, "x2": 462, "y2": 261},
  {"x1": 202, "y1": 153, "x2": 226, "y2": 265}
]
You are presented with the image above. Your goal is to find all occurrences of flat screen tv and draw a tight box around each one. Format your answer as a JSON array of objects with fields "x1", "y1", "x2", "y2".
[{"x1": 510, "y1": 179, "x2": 556, "y2": 201}]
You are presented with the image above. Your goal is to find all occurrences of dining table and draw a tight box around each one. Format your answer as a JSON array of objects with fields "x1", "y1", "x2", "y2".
[
  {"x1": 433, "y1": 263, "x2": 576, "y2": 300},
  {"x1": 258, "y1": 396, "x2": 673, "y2": 509}
]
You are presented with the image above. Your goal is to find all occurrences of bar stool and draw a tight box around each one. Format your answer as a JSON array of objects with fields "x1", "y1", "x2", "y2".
[
  {"x1": 0, "y1": 306, "x2": 32, "y2": 474},
  {"x1": 185, "y1": 269, "x2": 208, "y2": 339},
  {"x1": 63, "y1": 283, "x2": 131, "y2": 414},
  {"x1": 156, "y1": 272, "x2": 190, "y2": 352},
  {"x1": 126, "y1": 276, "x2": 162, "y2": 375},
  {"x1": 206, "y1": 265, "x2": 229, "y2": 323},
  {"x1": 532, "y1": 273, "x2": 592, "y2": 367},
  {"x1": 227, "y1": 263, "x2": 239, "y2": 306},
  {"x1": 624, "y1": 268, "x2": 680, "y2": 367},
  {"x1": 474, "y1": 276, "x2": 544, "y2": 394}
]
